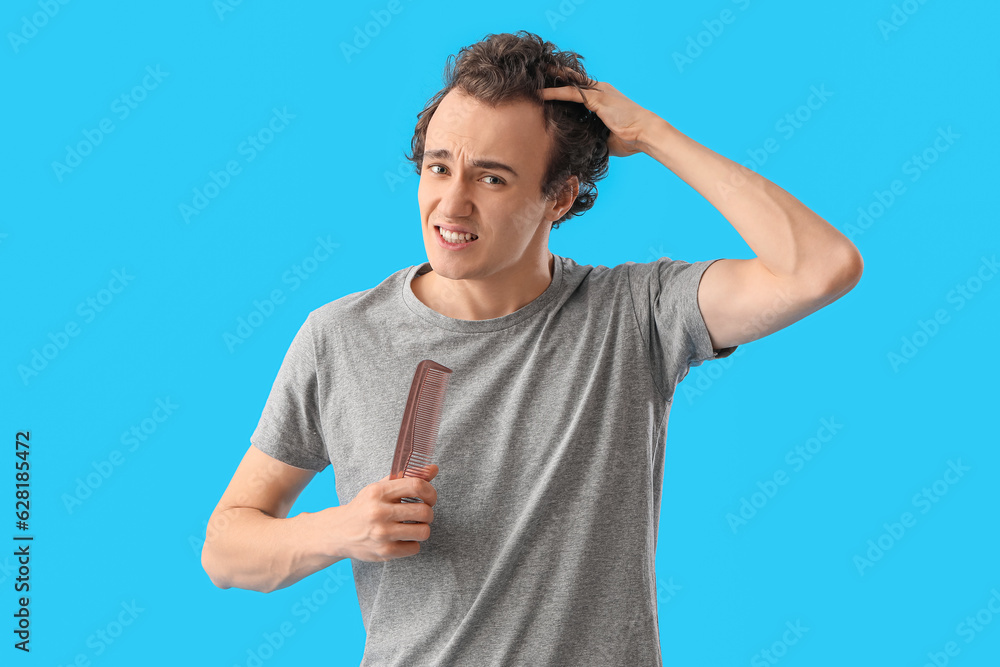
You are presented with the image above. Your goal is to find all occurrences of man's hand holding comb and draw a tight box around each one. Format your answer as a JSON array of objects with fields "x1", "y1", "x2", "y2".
[{"x1": 332, "y1": 464, "x2": 439, "y2": 562}]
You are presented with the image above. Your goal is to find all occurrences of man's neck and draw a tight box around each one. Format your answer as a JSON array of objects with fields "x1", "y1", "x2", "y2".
[{"x1": 411, "y1": 252, "x2": 555, "y2": 320}]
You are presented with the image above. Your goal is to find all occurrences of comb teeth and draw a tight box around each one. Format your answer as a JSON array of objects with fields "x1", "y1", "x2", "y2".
[
  {"x1": 407, "y1": 370, "x2": 448, "y2": 472},
  {"x1": 390, "y1": 361, "x2": 453, "y2": 494}
]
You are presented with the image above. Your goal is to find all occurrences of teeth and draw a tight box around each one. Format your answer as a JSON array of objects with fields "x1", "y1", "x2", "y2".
[{"x1": 438, "y1": 226, "x2": 478, "y2": 243}]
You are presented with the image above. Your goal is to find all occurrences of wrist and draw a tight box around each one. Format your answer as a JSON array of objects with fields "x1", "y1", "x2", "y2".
[
  {"x1": 638, "y1": 115, "x2": 681, "y2": 166},
  {"x1": 298, "y1": 507, "x2": 350, "y2": 565}
]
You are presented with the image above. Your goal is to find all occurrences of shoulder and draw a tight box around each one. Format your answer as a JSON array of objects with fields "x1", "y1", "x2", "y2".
[
  {"x1": 559, "y1": 254, "x2": 629, "y2": 290},
  {"x1": 305, "y1": 263, "x2": 413, "y2": 337}
]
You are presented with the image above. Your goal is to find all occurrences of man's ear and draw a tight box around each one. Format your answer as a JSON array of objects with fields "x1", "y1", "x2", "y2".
[{"x1": 552, "y1": 175, "x2": 580, "y2": 221}]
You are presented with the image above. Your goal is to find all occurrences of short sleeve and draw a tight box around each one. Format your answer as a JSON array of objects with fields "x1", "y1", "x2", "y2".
[
  {"x1": 628, "y1": 257, "x2": 738, "y2": 402},
  {"x1": 250, "y1": 314, "x2": 330, "y2": 472}
]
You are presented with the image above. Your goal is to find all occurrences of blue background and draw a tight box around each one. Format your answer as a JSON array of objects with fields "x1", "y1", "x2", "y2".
[{"x1": 3, "y1": 1, "x2": 998, "y2": 665}]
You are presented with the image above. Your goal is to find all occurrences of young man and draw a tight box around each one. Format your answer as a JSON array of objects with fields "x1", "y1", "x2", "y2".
[{"x1": 202, "y1": 31, "x2": 862, "y2": 666}]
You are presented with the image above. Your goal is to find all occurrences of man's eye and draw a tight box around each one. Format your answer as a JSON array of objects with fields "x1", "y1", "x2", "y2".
[{"x1": 424, "y1": 165, "x2": 502, "y2": 185}]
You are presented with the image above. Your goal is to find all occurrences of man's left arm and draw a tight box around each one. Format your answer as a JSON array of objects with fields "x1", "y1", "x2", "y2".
[
  {"x1": 638, "y1": 116, "x2": 863, "y2": 350},
  {"x1": 541, "y1": 76, "x2": 864, "y2": 351}
]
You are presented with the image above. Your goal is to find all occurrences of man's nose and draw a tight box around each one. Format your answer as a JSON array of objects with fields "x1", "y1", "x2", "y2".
[{"x1": 438, "y1": 175, "x2": 474, "y2": 218}]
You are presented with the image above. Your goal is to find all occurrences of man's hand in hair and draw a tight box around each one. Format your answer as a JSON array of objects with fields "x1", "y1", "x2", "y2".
[{"x1": 540, "y1": 69, "x2": 660, "y2": 158}]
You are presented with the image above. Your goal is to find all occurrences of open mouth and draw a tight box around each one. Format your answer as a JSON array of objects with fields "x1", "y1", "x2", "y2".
[{"x1": 436, "y1": 226, "x2": 479, "y2": 244}]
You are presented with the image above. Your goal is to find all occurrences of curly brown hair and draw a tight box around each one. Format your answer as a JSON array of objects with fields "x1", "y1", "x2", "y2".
[{"x1": 405, "y1": 30, "x2": 610, "y2": 230}]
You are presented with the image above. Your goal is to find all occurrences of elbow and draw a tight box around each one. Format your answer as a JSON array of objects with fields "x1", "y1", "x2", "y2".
[
  {"x1": 201, "y1": 543, "x2": 233, "y2": 590},
  {"x1": 201, "y1": 513, "x2": 232, "y2": 589},
  {"x1": 836, "y1": 244, "x2": 864, "y2": 293},
  {"x1": 201, "y1": 544, "x2": 280, "y2": 594},
  {"x1": 812, "y1": 243, "x2": 863, "y2": 300},
  {"x1": 199, "y1": 508, "x2": 285, "y2": 594}
]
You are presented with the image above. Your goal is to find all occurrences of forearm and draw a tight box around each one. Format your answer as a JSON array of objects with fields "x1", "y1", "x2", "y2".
[
  {"x1": 639, "y1": 116, "x2": 860, "y2": 288},
  {"x1": 202, "y1": 506, "x2": 345, "y2": 593}
]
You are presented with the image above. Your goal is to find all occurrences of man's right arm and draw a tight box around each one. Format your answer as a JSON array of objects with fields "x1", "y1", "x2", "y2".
[{"x1": 201, "y1": 445, "x2": 438, "y2": 593}]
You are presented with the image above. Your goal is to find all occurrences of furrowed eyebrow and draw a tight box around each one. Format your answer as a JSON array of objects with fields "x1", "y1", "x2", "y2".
[{"x1": 423, "y1": 148, "x2": 519, "y2": 178}]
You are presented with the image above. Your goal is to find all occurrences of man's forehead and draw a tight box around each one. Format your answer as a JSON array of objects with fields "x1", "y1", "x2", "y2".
[{"x1": 426, "y1": 90, "x2": 547, "y2": 168}]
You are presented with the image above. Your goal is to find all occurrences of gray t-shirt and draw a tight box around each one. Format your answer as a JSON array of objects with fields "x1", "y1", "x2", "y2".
[{"x1": 251, "y1": 253, "x2": 737, "y2": 666}]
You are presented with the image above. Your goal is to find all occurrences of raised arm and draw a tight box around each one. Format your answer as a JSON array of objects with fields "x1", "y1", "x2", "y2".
[
  {"x1": 540, "y1": 73, "x2": 863, "y2": 351},
  {"x1": 201, "y1": 445, "x2": 440, "y2": 593},
  {"x1": 638, "y1": 118, "x2": 862, "y2": 350}
]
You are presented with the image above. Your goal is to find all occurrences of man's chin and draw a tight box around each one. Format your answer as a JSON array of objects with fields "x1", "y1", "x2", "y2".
[{"x1": 425, "y1": 252, "x2": 477, "y2": 281}]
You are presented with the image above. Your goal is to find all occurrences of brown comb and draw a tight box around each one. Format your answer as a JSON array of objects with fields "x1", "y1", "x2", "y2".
[{"x1": 390, "y1": 359, "x2": 453, "y2": 506}]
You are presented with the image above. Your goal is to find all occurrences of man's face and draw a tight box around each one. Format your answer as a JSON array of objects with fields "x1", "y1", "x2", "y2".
[{"x1": 417, "y1": 88, "x2": 572, "y2": 282}]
